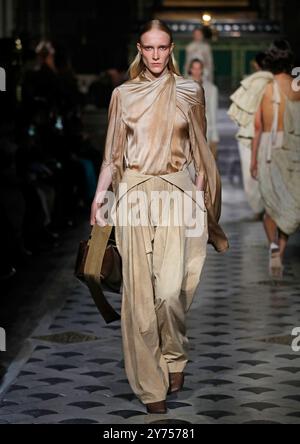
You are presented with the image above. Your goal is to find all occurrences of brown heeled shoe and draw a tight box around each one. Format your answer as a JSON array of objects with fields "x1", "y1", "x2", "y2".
[
  {"x1": 146, "y1": 400, "x2": 167, "y2": 414},
  {"x1": 168, "y1": 372, "x2": 184, "y2": 394}
]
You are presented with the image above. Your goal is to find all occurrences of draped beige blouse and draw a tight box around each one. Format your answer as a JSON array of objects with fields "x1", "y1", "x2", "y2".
[{"x1": 100, "y1": 67, "x2": 229, "y2": 253}]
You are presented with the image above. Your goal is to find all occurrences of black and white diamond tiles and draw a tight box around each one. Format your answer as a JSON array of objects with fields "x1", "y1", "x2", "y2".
[{"x1": 0, "y1": 219, "x2": 299, "y2": 424}]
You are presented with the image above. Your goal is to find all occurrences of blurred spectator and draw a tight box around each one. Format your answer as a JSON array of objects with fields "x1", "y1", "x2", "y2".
[
  {"x1": 87, "y1": 64, "x2": 128, "y2": 109},
  {"x1": 0, "y1": 122, "x2": 30, "y2": 280},
  {"x1": 184, "y1": 27, "x2": 214, "y2": 82},
  {"x1": 0, "y1": 37, "x2": 112, "y2": 280},
  {"x1": 188, "y1": 58, "x2": 219, "y2": 159}
]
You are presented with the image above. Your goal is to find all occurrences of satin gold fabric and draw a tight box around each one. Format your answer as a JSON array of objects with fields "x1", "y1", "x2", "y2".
[{"x1": 101, "y1": 68, "x2": 229, "y2": 253}]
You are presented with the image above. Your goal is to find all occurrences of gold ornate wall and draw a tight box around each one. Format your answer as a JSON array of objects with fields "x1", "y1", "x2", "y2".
[
  {"x1": 157, "y1": 0, "x2": 257, "y2": 20},
  {"x1": 163, "y1": 1, "x2": 250, "y2": 7}
]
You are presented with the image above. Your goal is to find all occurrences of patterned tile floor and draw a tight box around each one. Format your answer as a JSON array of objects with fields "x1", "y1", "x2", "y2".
[
  {"x1": 0, "y1": 110, "x2": 299, "y2": 424},
  {"x1": 0, "y1": 215, "x2": 299, "y2": 424}
]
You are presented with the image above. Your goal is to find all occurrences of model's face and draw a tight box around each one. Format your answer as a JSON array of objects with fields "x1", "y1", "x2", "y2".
[
  {"x1": 190, "y1": 62, "x2": 203, "y2": 82},
  {"x1": 194, "y1": 30, "x2": 204, "y2": 42},
  {"x1": 137, "y1": 29, "x2": 174, "y2": 77}
]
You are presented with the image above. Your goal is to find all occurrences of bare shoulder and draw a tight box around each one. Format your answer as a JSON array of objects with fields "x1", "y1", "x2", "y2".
[{"x1": 263, "y1": 82, "x2": 273, "y2": 97}]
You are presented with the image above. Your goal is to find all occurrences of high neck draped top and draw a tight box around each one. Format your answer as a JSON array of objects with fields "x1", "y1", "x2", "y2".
[{"x1": 100, "y1": 67, "x2": 229, "y2": 252}]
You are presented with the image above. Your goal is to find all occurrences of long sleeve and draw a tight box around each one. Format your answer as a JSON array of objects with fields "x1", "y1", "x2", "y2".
[
  {"x1": 184, "y1": 42, "x2": 214, "y2": 81},
  {"x1": 188, "y1": 84, "x2": 208, "y2": 178},
  {"x1": 100, "y1": 87, "x2": 127, "y2": 192},
  {"x1": 188, "y1": 84, "x2": 229, "y2": 253}
]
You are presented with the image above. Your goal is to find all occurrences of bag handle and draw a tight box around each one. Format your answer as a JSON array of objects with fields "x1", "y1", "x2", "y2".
[{"x1": 84, "y1": 224, "x2": 121, "y2": 324}]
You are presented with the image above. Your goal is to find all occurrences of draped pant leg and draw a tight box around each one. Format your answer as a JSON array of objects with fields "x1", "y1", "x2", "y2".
[
  {"x1": 115, "y1": 174, "x2": 208, "y2": 404},
  {"x1": 151, "y1": 177, "x2": 208, "y2": 373},
  {"x1": 153, "y1": 206, "x2": 208, "y2": 373}
]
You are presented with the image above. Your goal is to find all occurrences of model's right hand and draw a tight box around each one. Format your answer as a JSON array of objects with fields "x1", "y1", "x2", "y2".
[
  {"x1": 91, "y1": 165, "x2": 113, "y2": 226},
  {"x1": 90, "y1": 199, "x2": 108, "y2": 227}
]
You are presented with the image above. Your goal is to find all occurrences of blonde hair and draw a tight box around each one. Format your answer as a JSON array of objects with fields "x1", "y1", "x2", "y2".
[{"x1": 128, "y1": 19, "x2": 181, "y2": 80}]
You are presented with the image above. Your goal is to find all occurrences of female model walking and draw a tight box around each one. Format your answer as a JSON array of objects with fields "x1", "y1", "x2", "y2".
[
  {"x1": 90, "y1": 20, "x2": 228, "y2": 414},
  {"x1": 250, "y1": 40, "x2": 300, "y2": 278}
]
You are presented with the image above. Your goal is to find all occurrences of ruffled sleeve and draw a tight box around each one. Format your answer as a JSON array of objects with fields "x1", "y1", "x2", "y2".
[
  {"x1": 228, "y1": 71, "x2": 274, "y2": 147},
  {"x1": 100, "y1": 87, "x2": 127, "y2": 192},
  {"x1": 188, "y1": 84, "x2": 229, "y2": 253}
]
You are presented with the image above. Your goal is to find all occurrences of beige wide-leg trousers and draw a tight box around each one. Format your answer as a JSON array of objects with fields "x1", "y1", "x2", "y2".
[{"x1": 114, "y1": 168, "x2": 208, "y2": 404}]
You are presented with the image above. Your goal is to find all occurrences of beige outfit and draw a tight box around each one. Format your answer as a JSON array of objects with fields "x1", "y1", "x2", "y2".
[
  {"x1": 257, "y1": 80, "x2": 300, "y2": 235},
  {"x1": 100, "y1": 68, "x2": 228, "y2": 404},
  {"x1": 228, "y1": 71, "x2": 274, "y2": 214},
  {"x1": 115, "y1": 168, "x2": 208, "y2": 403}
]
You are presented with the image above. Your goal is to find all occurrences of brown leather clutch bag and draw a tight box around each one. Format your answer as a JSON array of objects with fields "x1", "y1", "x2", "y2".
[{"x1": 74, "y1": 224, "x2": 122, "y2": 324}]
